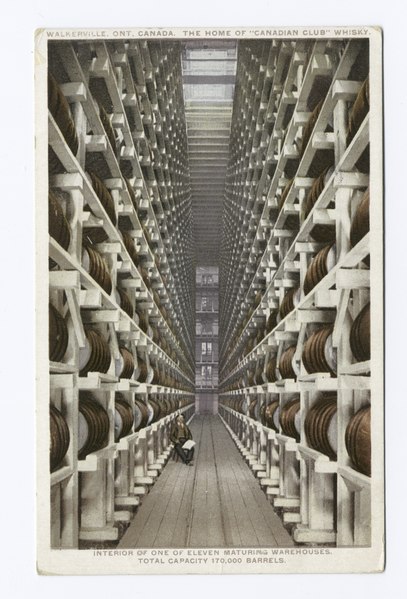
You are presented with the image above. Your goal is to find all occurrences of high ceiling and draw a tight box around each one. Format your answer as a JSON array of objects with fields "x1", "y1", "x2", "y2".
[{"x1": 182, "y1": 42, "x2": 237, "y2": 266}]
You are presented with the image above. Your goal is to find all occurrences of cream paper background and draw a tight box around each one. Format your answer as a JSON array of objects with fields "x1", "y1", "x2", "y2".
[{"x1": 2, "y1": 0, "x2": 406, "y2": 595}]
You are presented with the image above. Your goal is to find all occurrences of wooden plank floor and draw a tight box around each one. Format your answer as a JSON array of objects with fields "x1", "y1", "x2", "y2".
[{"x1": 118, "y1": 415, "x2": 294, "y2": 548}]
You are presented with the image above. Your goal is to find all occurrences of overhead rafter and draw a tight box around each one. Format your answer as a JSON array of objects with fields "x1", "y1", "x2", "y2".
[{"x1": 182, "y1": 41, "x2": 237, "y2": 267}]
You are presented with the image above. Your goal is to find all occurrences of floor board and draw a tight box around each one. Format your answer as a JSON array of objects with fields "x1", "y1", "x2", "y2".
[{"x1": 118, "y1": 415, "x2": 294, "y2": 548}]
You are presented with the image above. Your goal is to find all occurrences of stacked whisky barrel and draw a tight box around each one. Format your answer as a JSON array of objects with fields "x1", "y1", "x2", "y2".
[{"x1": 219, "y1": 39, "x2": 373, "y2": 551}]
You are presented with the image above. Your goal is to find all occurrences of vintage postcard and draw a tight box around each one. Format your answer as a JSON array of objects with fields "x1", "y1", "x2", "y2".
[{"x1": 36, "y1": 25, "x2": 383, "y2": 575}]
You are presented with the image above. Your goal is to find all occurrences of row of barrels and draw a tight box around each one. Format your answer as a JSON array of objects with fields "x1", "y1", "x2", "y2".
[
  {"x1": 239, "y1": 192, "x2": 367, "y2": 360},
  {"x1": 82, "y1": 226, "x2": 169, "y2": 326},
  {"x1": 241, "y1": 307, "x2": 280, "y2": 359},
  {"x1": 121, "y1": 229, "x2": 164, "y2": 285},
  {"x1": 223, "y1": 303, "x2": 370, "y2": 391},
  {"x1": 229, "y1": 180, "x2": 369, "y2": 366},
  {"x1": 49, "y1": 303, "x2": 69, "y2": 363},
  {"x1": 50, "y1": 405, "x2": 70, "y2": 472},
  {"x1": 49, "y1": 73, "x2": 121, "y2": 165},
  {"x1": 82, "y1": 239, "x2": 187, "y2": 368},
  {"x1": 245, "y1": 356, "x2": 278, "y2": 387},
  {"x1": 48, "y1": 73, "x2": 79, "y2": 173},
  {"x1": 305, "y1": 71, "x2": 365, "y2": 184},
  {"x1": 48, "y1": 167, "x2": 187, "y2": 369},
  {"x1": 116, "y1": 231, "x2": 186, "y2": 361},
  {"x1": 71, "y1": 168, "x2": 160, "y2": 279},
  {"x1": 88, "y1": 75, "x2": 171, "y2": 183},
  {"x1": 50, "y1": 393, "x2": 190, "y2": 471},
  {"x1": 78, "y1": 327, "x2": 188, "y2": 389},
  {"x1": 48, "y1": 68, "x2": 189, "y2": 248},
  {"x1": 49, "y1": 304, "x2": 184, "y2": 382},
  {"x1": 82, "y1": 244, "x2": 112, "y2": 295},
  {"x1": 74, "y1": 158, "x2": 192, "y2": 366},
  {"x1": 49, "y1": 305, "x2": 189, "y2": 388},
  {"x1": 228, "y1": 77, "x2": 371, "y2": 363},
  {"x1": 48, "y1": 72, "x2": 126, "y2": 174},
  {"x1": 238, "y1": 304, "x2": 279, "y2": 358},
  {"x1": 302, "y1": 184, "x2": 369, "y2": 292},
  {"x1": 347, "y1": 77, "x2": 370, "y2": 174},
  {"x1": 260, "y1": 179, "x2": 368, "y2": 323},
  {"x1": 48, "y1": 62, "x2": 193, "y2": 358},
  {"x1": 49, "y1": 190, "x2": 71, "y2": 267},
  {"x1": 302, "y1": 75, "x2": 369, "y2": 178},
  {"x1": 84, "y1": 171, "x2": 117, "y2": 244},
  {"x1": 276, "y1": 75, "x2": 369, "y2": 239},
  {"x1": 276, "y1": 180, "x2": 369, "y2": 294},
  {"x1": 222, "y1": 396, "x2": 371, "y2": 476},
  {"x1": 221, "y1": 56, "x2": 369, "y2": 367},
  {"x1": 48, "y1": 92, "x2": 179, "y2": 295}
]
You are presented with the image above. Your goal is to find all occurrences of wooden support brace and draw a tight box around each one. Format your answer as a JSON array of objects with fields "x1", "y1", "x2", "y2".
[
  {"x1": 50, "y1": 373, "x2": 76, "y2": 390},
  {"x1": 266, "y1": 487, "x2": 280, "y2": 495},
  {"x1": 104, "y1": 178, "x2": 124, "y2": 190},
  {"x1": 59, "y1": 82, "x2": 87, "y2": 102},
  {"x1": 275, "y1": 497, "x2": 300, "y2": 508},
  {"x1": 315, "y1": 289, "x2": 338, "y2": 308},
  {"x1": 134, "y1": 476, "x2": 154, "y2": 485},
  {"x1": 79, "y1": 289, "x2": 102, "y2": 309},
  {"x1": 89, "y1": 56, "x2": 110, "y2": 77},
  {"x1": 293, "y1": 322, "x2": 307, "y2": 365},
  {"x1": 78, "y1": 373, "x2": 118, "y2": 391},
  {"x1": 49, "y1": 270, "x2": 80, "y2": 290},
  {"x1": 295, "y1": 241, "x2": 325, "y2": 253},
  {"x1": 111, "y1": 51, "x2": 127, "y2": 66},
  {"x1": 339, "y1": 360, "x2": 370, "y2": 376},
  {"x1": 114, "y1": 511, "x2": 132, "y2": 522},
  {"x1": 79, "y1": 527, "x2": 118, "y2": 542},
  {"x1": 112, "y1": 113, "x2": 125, "y2": 129},
  {"x1": 340, "y1": 116, "x2": 369, "y2": 172},
  {"x1": 294, "y1": 526, "x2": 336, "y2": 544},
  {"x1": 313, "y1": 208, "x2": 336, "y2": 225},
  {"x1": 283, "y1": 144, "x2": 299, "y2": 158},
  {"x1": 338, "y1": 466, "x2": 371, "y2": 493},
  {"x1": 81, "y1": 309, "x2": 120, "y2": 324},
  {"x1": 275, "y1": 326, "x2": 299, "y2": 342},
  {"x1": 311, "y1": 53, "x2": 333, "y2": 76},
  {"x1": 293, "y1": 111, "x2": 311, "y2": 126},
  {"x1": 50, "y1": 172, "x2": 84, "y2": 191},
  {"x1": 81, "y1": 212, "x2": 104, "y2": 228},
  {"x1": 85, "y1": 135, "x2": 107, "y2": 152},
  {"x1": 65, "y1": 288, "x2": 86, "y2": 348},
  {"x1": 332, "y1": 80, "x2": 362, "y2": 102},
  {"x1": 123, "y1": 93, "x2": 138, "y2": 106},
  {"x1": 312, "y1": 132, "x2": 335, "y2": 150},
  {"x1": 50, "y1": 466, "x2": 74, "y2": 487},
  {"x1": 296, "y1": 309, "x2": 336, "y2": 324},
  {"x1": 334, "y1": 172, "x2": 369, "y2": 190},
  {"x1": 340, "y1": 375, "x2": 371, "y2": 390},
  {"x1": 283, "y1": 513, "x2": 301, "y2": 523},
  {"x1": 336, "y1": 268, "x2": 370, "y2": 289},
  {"x1": 121, "y1": 146, "x2": 136, "y2": 159},
  {"x1": 274, "y1": 229, "x2": 294, "y2": 238},
  {"x1": 294, "y1": 176, "x2": 314, "y2": 189},
  {"x1": 315, "y1": 460, "x2": 337, "y2": 474},
  {"x1": 94, "y1": 242, "x2": 122, "y2": 254}
]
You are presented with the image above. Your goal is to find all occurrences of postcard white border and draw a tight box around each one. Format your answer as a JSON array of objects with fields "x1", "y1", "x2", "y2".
[
  {"x1": 3, "y1": 0, "x2": 407, "y2": 594},
  {"x1": 35, "y1": 24, "x2": 384, "y2": 577}
]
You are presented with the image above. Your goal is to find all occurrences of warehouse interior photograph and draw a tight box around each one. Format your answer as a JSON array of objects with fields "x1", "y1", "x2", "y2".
[{"x1": 46, "y1": 35, "x2": 373, "y2": 552}]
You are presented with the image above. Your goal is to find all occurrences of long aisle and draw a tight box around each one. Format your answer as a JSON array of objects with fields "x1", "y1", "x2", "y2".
[{"x1": 118, "y1": 415, "x2": 293, "y2": 548}]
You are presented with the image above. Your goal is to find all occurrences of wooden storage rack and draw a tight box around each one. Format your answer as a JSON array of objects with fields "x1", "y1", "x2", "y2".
[
  {"x1": 219, "y1": 39, "x2": 374, "y2": 547},
  {"x1": 47, "y1": 40, "x2": 195, "y2": 548}
]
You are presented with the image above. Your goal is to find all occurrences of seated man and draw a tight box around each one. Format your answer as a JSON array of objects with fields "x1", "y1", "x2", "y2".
[{"x1": 169, "y1": 414, "x2": 194, "y2": 465}]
